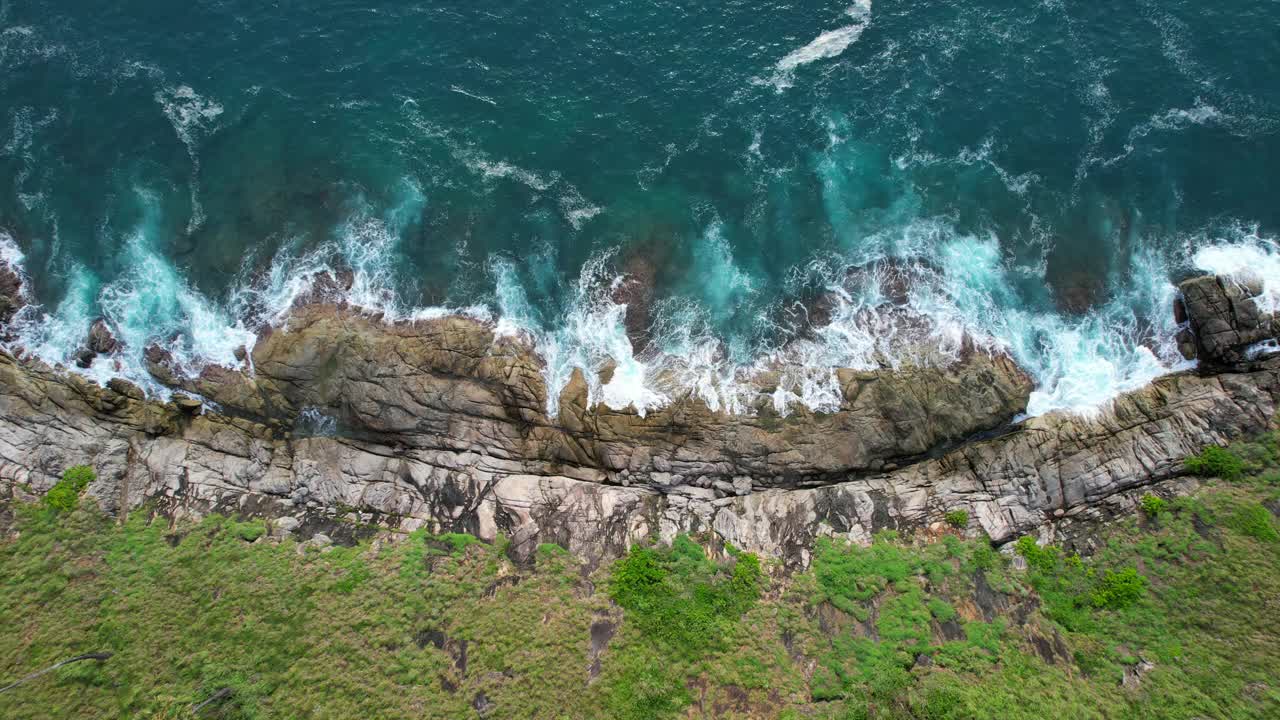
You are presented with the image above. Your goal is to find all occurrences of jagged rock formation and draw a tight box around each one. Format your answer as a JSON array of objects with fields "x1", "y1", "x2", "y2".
[
  {"x1": 1176, "y1": 274, "x2": 1279, "y2": 366},
  {"x1": 1, "y1": 270, "x2": 1278, "y2": 567}
]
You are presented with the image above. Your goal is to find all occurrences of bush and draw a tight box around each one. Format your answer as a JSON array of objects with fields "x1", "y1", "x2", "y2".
[
  {"x1": 1186, "y1": 446, "x2": 1244, "y2": 481},
  {"x1": 1015, "y1": 536, "x2": 1059, "y2": 574},
  {"x1": 43, "y1": 465, "x2": 96, "y2": 512},
  {"x1": 927, "y1": 597, "x2": 957, "y2": 622},
  {"x1": 1139, "y1": 494, "x2": 1167, "y2": 517},
  {"x1": 608, "y1": 537, "x2": 763, "y2": 658},
  {"x1": 944, "y1": 510, "x2": 969, "y2": 529},
  {"x1": 1088, "y1": 567, "x2": 1147, "y2": 610}
]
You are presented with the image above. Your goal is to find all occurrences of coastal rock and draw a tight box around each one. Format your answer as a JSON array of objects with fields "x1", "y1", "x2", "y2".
[
  {"x1": 0, "y1": 274, "x2": 1277, "y2": 568},
  {"x1": 1177, "y1": 274, "x2": 1279, "y2": 366},
  {"x1": 0, "y1": 261, "x2": 24, "y2": 329},
  {"x1": 610, "y1": 251, "x2": 658, "y2": 354},
  {"x1": 88, "y1": 319, "x2": 121, "y2": 355}
]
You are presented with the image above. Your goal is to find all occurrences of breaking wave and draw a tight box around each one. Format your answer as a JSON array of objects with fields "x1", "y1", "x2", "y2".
[
  {"x1": 767, "y1": 1, "x2": 873, "y2": 91},
  {"x1": 3, "y1": 195, "x2": 1277, "y2": 421}
]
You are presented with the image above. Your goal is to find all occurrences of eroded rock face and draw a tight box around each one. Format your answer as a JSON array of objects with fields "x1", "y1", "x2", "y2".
[
  {"x1": 0, "y1": 256, "x2": 27, "y2": 339},
  {"x1": 1177, "y1": 275, "x2": 1280, "y2": 366},
  {"x1": 0, "y1": 274, "x2": 1276, "y2": 568}
]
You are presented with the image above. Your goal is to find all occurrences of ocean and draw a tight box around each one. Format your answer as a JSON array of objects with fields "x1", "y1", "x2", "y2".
[{"x1": 1, "y1": 0, "x2": 1278, "y2": 417}]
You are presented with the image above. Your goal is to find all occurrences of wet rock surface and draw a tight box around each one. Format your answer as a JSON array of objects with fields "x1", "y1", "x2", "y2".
[
  {"x1": 1177, "y1": 274, "x2": 1280, "y2": 366},
  {"x1": 0, "y1": 274, "x2": 1277, "y2": 567}
]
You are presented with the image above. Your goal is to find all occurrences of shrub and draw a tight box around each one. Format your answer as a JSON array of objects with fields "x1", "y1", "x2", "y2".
[
  {"x1": 43, "y1": 465, "x2": 96, "y2": 512},
  {"x1": 965, "y1": 543, "x2": 999, "y2": 572},
  {"x1": 610, "y1": 547, "x2": 666, "y2": 608},
  {"x1": 944, "y1": 510, "x2": 969, "y2": 529},
  {"x1": 608, "y1": 537, "x2": 762, "y2": 658},
  {"x1": 813, "y1": 535, "x2": 914, "y2": 613},
  {"x1": 927, "y1": 597, "x2": 957, "y2": 622},
  {"x1": 1139, "y1": 494, "x2": 1167, "y2": 517},
  {"x1": 1185, "y1": 446, "x2": 1244, "y2": 481},
  {"x1": 1088, "y1": 567, "x2": 1147, "y2": 609},
  {"x1": 1015, "y1": 536, "x2": 1059, "y2": 574}
]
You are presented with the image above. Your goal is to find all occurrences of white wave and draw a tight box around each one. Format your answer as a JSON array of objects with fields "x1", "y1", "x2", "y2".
[
  {"x1": 1192, "y1": 231, "x2": 1280, "y2": 313},
  {"x1": 0, "y1": 229, "x2": 25, "y2": 273},
  {"x1": 559, "y1": 186, "x2": 603, "y2": 230},
  {"x1": 4, "y1": 190, "x2": 255, "y2": 396},
  {"x1": 449, "y1": 85, "x2": 498, "y2": 107},
  {"x1": 461, "y1": 154, "x2": 554, "y2": 192},
  {"x1": 767, "y1": 1, "x2": 872, "y2": 91},
  {"x1": 457, "y1": 147, "x2": 605, "y2": 229},
  {"x1": 495, "y1": 212, "x2": 1211, "y2": 421},
  {"x1": 154, "y1": 85, "x2": 224, "y2": 233},
  {"x1": 1097, "y1": 99, "x2": 1230, "y2": 169}
]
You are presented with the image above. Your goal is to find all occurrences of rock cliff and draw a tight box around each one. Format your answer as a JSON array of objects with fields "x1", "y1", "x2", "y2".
[{"x1": 1, "y1": 271, "x2": 1278, "y2": 566}]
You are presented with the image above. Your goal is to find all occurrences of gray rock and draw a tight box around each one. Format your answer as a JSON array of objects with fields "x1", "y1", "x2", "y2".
[{"x1": 0, "y1": 274, "x2": 1277, "y2": 569}]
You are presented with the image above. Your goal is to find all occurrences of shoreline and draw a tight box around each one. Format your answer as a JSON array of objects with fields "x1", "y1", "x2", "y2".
[{"x1": 0, "y1": 268, "x2": 1275, "y2": 566}]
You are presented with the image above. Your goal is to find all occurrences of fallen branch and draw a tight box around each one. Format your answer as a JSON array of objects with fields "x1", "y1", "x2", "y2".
[{"x1": 0, "y1": 652, "x2": 112, "y2": 694}]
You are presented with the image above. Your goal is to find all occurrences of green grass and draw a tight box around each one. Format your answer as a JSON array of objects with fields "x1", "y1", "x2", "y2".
[
  {"x1": 3, "y1": 434, "x2": 1280, "y2": 718},
  {"x1": 41, "y1": 466, "x2": 95, "y2": 513}
]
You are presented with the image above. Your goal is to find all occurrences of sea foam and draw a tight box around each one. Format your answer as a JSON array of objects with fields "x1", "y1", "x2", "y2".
[{"x1": 768, "y1": 1, "x2": 873, "y2": 91}]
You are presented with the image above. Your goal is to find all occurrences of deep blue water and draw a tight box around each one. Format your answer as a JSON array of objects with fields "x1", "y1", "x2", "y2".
[{"x1": 2, "y1": 0, "x2": 1279, "y2": 415}]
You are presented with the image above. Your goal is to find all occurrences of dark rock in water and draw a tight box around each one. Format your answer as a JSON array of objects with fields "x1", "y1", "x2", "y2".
[
  {"x1": 73, "y1": 347, "x2": 97, "y2": 369},
  {"x1": 1051, "y1": 271, "x2": 1106, "y2": 315},
  {"x1": 144, "y1": 343, "x2": 180, "y2": 386},
  {"x1": 293, "y1": 268, "x2": 355, "y2": 310},
  {"x1": 799, "y1": 259, "x2": 929, "y2": 333},
  {"x1": 610, "y1": 252, "x2": 657, "y2": 354},
  {"x1": 233, "y1": 345, "x2": 248, "y2": 363},
  {"x1": 1177, "y1": 274, "x2": 1278, "y2": 366},
  {"x1": 0, "y1": 261, "x2": 24, "y2": 327},
  {"x1": 88, "y1": 319, "x2": 121, "y2": 355}
]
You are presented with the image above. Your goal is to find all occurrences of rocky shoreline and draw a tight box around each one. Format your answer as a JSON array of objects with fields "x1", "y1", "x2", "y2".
[{"x1": 0, "y1": 269, "x2": 1277, "y2": 567}]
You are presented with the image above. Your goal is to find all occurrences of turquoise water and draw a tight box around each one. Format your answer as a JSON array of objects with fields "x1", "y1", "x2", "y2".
[{"x1": 1, "y1": 0, "x2": 1279, "y2": 415}]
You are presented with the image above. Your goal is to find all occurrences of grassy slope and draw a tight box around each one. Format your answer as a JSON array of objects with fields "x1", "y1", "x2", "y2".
[{"x1": 2, "y1": 435, "x2": 1280, "y2": 719}]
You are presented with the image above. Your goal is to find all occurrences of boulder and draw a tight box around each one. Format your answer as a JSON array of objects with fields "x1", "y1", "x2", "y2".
[
  {"x1": 88, "y1": 319, "x2": 121, "y2": 355},
  {"x1": 1176, "y1": 274, "x2": 1278, "y2": 366}
]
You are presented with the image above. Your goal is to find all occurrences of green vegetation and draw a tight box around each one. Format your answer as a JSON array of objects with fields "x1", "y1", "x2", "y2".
[
  {"x1": 943, "y1": 510, "x2": 968, "y2": 529},
  {"x1": 2, "y1": 435, "x2": 1280, "y2": 718},
  {"x1": 1139, "y1": 493, "x2": 1167, "y2": 517},
  {"x1": 41, "y1": 466, "x2": 95, "y2": 513},
  {"x1": 1186, "y1": 444, "x2": 1245, "y2": 481}
]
